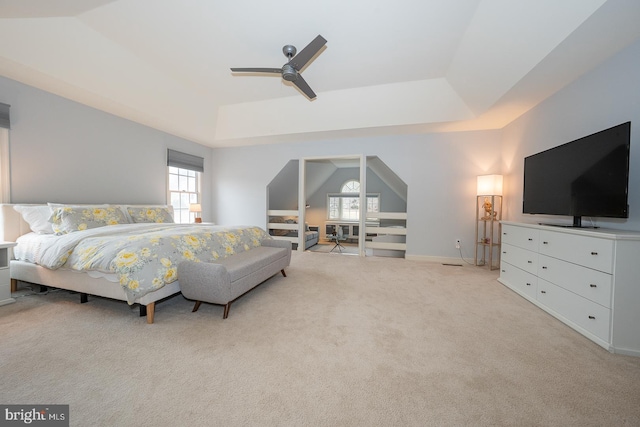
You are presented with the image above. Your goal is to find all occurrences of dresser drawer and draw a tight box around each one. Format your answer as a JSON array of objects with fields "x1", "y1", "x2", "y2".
[
  {"x1": 0, "y1": 266, "x2": 9, "y2": 286},
  {"x1": 501, "y1": 243, "x2": 538, "y2": 274},
  {"x1": 537, "y1": 279, "x2": 611, "y2": 342},
  {"x1": 538, "y1": 255, "x2": 612, "y2": 308},
  {"x1": 501, "y1": 225, "x2": 539, "y2": 251},
  {"x1": 499, "y1": 262, "x2": 537, "y2": 300},
  {"x1": 539, "y1": 230, "x2": 613, "y2": 273}
]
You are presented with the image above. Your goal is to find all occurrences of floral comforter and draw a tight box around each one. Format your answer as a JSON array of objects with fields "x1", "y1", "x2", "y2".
[{"x1": 23, "y1": 223, "x2": 269, "y2": 304}]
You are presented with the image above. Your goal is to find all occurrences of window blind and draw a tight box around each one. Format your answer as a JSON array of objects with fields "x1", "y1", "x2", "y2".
[
  {"x1": 0, "y1": 103, "x2": 9, "y2": 129},
  {"x1": 167, "y1": 149, "x2": 204, "y2": 173}
]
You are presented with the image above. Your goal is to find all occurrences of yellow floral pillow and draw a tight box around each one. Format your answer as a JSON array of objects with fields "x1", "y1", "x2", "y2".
[
  {"x1": 50, "y1": 206, "x2": 128, "y2": 235},
  {"x1": 127, "y1": 207, "x2": 174, "y2": 224}
]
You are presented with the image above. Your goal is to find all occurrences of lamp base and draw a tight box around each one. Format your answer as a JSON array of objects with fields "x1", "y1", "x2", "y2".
[{"x1": 195, "y1": 218, "x2": 202, "y2": 223}]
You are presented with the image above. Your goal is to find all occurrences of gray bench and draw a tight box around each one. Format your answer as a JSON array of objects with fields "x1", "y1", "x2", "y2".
[{"x1": 178, "y1": 239, "x2": 291, "y2": 319}]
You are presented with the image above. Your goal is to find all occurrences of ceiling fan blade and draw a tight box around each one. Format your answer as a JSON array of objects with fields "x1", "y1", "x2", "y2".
[
  {"x1": 230, "y1": 67, "x2": 282, "y2": 74},
  {"x1": 292, "y1": 74, "x2": 316, "y2": 99},
  {"x1": 289, "y1": 35, "x2": 327, "y2": 71}
]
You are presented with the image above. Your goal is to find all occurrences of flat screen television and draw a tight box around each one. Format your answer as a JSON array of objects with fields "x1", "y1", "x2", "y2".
[{"x1": 523, "y1": 121, "x2": 631, "y2": 227}]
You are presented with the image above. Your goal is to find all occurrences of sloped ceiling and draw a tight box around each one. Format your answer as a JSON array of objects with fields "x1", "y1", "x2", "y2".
[{"x1": 1, "y1": 0, "x2": 639, "y2": 147}]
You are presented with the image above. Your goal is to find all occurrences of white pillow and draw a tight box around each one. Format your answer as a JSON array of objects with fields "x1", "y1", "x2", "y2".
[{"x1": 13, "y1": 205, "x2": 54, "y2": 234}]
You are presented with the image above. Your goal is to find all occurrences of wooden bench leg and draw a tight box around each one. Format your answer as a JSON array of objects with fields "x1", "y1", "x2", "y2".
[
  {"x1": 281, "y1": 269, "x2": 286, "y2": 277},
  {"x1": 146, "y1": 302, "x2": 155, "y2": 324},
  {"x1": 10, "y1": 278, "x2": 17, "y2": 293},
  {"x1": 223, "y1": 302, "x2": 231, "y2": 319},
  {"x1": 80, "y1": 293, "x2": 88, "y2": 304},
  {"x1": 192, "y1": 301, "x2": 201, "y2": 312}
]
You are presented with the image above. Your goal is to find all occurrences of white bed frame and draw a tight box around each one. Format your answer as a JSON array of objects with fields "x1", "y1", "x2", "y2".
[{"x1": 0, "y1": 204, "x2": 181, "y2": 324}]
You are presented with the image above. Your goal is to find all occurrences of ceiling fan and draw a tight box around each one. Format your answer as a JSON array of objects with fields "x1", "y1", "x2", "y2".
[{"x1": 231, "y1": 35, "x2": 327, "y2": 100}]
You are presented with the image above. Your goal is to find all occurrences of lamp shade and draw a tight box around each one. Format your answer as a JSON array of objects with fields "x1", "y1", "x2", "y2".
[
  {"x1": 477, "y1": 174, "x2": 503, "y2": 196},
  {"x1": 189, "y1": 203, "x2": 202, "y2": 213}
]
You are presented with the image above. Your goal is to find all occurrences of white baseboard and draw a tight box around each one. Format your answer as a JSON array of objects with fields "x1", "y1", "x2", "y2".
[{"x1": 404, "y1": 254, "x2": 472, "y2": 265}]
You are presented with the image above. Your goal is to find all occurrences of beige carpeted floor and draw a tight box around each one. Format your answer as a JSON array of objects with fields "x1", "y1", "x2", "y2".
[
  {"x1": 307, "y1": 242, "x2": 360, "y2": 254},
  {"x1": 2, "y1": 252, "x2": 640, "y2": 426}
]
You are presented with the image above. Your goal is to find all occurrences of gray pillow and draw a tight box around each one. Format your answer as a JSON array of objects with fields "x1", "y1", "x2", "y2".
[
  {"x1": 126, "y1": 206, "x2": 174, "y2": 223},
  {"x1": 50, "y1": 206, "x2": 128, "y2": 234}
]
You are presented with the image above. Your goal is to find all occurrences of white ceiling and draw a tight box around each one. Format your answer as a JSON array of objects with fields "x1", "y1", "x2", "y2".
[{"x1": 1, "y1": 0, "x2": 639, "y2": 147}]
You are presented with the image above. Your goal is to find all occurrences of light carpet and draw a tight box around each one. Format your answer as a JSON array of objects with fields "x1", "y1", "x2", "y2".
[
  {"x1": 307, "y1": 243, "x2": 359, "y2": 254},
  {"x1": 1, "y1": 251, "x2": 640, "y2": 426}
]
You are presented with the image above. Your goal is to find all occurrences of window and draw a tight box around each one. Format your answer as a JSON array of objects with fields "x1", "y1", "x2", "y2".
[
  {"x1": 0, "y1": 103, "x2": 10, "y2": 203},
  {"x1": 168, "y1": 167, "x2": 201, "y2": 223},
  {"x1": 167, "y1": 149, "x2": 204, "y2": 224},
  {"x1": 0, "y1": 128, "x2": 10, "y2": 203},
  {"x1": 328, "y1": 180, "x2": 379, "y2": 221}
]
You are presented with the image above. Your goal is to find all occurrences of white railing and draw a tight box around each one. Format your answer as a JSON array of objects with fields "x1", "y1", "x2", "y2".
[
  {"x1": 267, "y1": 209, "x2": 301, "y2": 245},
  {"x1": 364, "y1": 211, "x2": 407, "y2": 254}
]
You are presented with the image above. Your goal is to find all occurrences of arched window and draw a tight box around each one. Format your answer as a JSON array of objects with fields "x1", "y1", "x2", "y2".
[
  {"x1": 341, "y1": 180, "x2": 359, "y2": 193},
  {"x1": 328, "y1": 180, "x2": 379, "y2": 221}
]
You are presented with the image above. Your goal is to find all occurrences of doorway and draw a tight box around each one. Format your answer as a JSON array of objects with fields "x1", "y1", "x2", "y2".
[{"x1": 267, "y1": 155, "x2": 407, "y2": 257}]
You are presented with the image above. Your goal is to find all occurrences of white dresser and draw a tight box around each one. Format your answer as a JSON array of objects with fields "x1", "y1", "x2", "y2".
[
  {"x1": 498, "y1": 221, "x2": 640, "y2": 356},
  {"x1": 0, "y1": 241, "x2": 17, "y2": 306}
]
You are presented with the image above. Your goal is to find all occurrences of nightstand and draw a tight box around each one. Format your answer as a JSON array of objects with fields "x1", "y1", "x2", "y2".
[{"x1": 0, "y1": 241, "x2": 17, "y2": 306}]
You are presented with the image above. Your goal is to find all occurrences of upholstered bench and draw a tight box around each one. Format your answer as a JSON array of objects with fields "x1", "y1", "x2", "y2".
[{"x1": 178, "y1": 239, "x2": 291, "y2": 319}]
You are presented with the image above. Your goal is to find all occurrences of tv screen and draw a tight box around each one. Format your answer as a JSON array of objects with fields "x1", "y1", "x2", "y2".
[{"x1": 523, "y1": 121, "x2": 631, "y2": 227}]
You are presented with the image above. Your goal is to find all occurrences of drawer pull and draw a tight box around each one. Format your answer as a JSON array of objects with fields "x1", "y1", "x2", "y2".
[
  {"x1": 591, "y1": 252, "x2": 598, "y2": 256},
  {"x1": 526, "y1": 283, "x2": 531, "y2": 286},
  {"x1": 502, "y1": 251, "x2": 507, "y2": 254},
  {"x1": 501, "y1": 269, "x2": 505, "y2": 273},
  {"x1": 543, "y1": 241, "x2": 549, "y2": 245},
  {"x1": 590, "y1": 284, "x2": 597, "y2": 288},
  {"x1": 540, "y1": 290, "x2": 546, "y2": 294},
  {"x1": 527, "y1": 260, "x2": 532, "y2": 264},
  {"x1": 542, "y1": 266, "x2": 548, "y2": 269},
  {"x1": 588, "y1": 315, "x2": 596, "y2": 320},
  {"x1": 528, "y1": 238, "x2": 533, "y2": 241}
]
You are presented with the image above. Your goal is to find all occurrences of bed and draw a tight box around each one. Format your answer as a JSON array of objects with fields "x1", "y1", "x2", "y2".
[{"x1": 1, "y1": 204, "x2": 269, "y2": 323}]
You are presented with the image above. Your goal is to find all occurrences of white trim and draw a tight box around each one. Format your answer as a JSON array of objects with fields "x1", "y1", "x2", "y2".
[
  {"x1": 365, "y1": 241, "x2": 406, "y2": 251},
  {"x1": 367, "y1": 226, "x2": 407, "y2": 235},
  {"x1": 367, "y1": 212, "x2": 407, "y2": 220},
  {"x1": 267, "y1": 209, "x2": 298, "y2": 216}
]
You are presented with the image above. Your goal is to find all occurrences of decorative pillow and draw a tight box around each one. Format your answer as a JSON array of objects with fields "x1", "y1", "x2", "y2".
[
  {"x1": 50, "y1": 206, "x2": 128, "y2": 234},
  {"x1": 126, "y1": 206, "x2": 174, "y2": 224},
  {"x1": 13, "y1": 205, "x2": 54, "y2": 234}
]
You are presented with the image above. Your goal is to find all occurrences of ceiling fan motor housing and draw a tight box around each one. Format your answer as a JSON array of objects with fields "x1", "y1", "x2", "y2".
[
  {"x1": 282, "y1": 64, "x2": 298, "y2": 81},
  {"x1": 282, "y1": 45, "x2": 297, "y2": 58}
]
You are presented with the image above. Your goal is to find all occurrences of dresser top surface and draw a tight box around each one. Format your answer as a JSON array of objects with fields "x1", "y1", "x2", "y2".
[{"x1": 501, "y1": 221, "x2": 640, "y2": 240}]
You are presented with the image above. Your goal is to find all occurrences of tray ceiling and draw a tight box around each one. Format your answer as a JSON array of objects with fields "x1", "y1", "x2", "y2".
[{"x1": 1, "y1": 0, "x2": 639, "y2": 147}]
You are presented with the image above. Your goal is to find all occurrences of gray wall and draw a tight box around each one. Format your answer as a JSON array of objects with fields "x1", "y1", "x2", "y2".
[
  {"x1": 302, "y1": 166, "x2": 407, "y2": 233},
  {"x1": 267, "y1": 159, "x2": 299, "y2": 211},
  {"x1": 212, "y1": 131, "x2": 502, "y2": 260},
  {"x1": 502, "y1": 37, "x2": 640, "y2": 231},
  {"x1": 1, "y1": 76, "x2": 213, "y2": 221}
]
